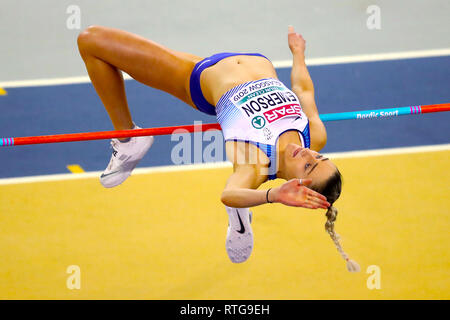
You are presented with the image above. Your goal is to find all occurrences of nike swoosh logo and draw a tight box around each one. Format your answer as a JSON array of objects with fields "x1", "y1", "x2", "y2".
[
  {"x1": 292, "y1": 116, "x2": 301, "y2": 122},
  {"x1": 235, "y1": 209, "x2": 245, "y2": 234},
  {"x1": 100, "y1": 171, "x2": 119, "y2": 178}
]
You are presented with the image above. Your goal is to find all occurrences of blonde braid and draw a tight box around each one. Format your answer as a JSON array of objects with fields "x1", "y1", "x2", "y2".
[
  {"x1": 310, "y1": 169, "x2": 360, "y2": 272},
  {"x1": 325, "y1": 206, "x2": 360, "y2": 272}
]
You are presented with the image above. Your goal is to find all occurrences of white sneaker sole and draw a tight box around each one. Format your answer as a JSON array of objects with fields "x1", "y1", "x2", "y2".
[
  {"x1": 100, "y1": 136, "x2": 154, "y2": 188},
  {"x1": 226, "y1": 208, "x2": 253, "y2": 263}
]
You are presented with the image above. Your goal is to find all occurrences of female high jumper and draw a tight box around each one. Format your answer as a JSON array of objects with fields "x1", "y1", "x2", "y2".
[{"x1": 77, "y1": 25, "x2": 359, "y2": 272}]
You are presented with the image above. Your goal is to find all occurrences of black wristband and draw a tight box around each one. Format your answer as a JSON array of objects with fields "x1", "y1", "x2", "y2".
[{"x1": 266, "y1": 188, "x2": 273, "y2": 203}]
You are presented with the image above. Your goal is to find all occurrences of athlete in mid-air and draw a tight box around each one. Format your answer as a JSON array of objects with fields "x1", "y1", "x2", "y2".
[{"x1": 77, "y1": 25, "x2": 359, "y2": 271}]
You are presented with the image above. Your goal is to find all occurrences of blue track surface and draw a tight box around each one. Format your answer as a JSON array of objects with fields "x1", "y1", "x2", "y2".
[{"x1": 0, "y1": 56, "x2": 449, "y2": 178}]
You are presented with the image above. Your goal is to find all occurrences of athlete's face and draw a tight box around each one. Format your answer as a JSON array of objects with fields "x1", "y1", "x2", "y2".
[{"x1": 284, "y1": 143, "x2": 337, "y2": 184}]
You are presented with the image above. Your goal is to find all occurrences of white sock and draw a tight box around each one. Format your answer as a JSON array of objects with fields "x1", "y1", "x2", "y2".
[{"x1": 119, "y1": 122, "x2": 138, "y2": 143}]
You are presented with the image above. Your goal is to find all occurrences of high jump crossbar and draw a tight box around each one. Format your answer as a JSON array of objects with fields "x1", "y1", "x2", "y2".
[{"x1": 1, "y1": 103, "x2": 449, "y2": 147}]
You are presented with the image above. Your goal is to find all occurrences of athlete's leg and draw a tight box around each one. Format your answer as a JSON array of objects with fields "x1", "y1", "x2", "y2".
[
  {"x1": 77, "y1": 25, "x2": 202, "y2": 131},
  {"x1": 77, "y1": 26, "x2": 203, "y2": 188}
]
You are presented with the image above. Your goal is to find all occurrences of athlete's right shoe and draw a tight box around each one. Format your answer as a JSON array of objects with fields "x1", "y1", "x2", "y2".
[
  {"x1": 225, "y1": 206, "x2": 254, "y2": 263},
  {"x1": 100, "y1": 125, "x2": 154, "y2": 188}
]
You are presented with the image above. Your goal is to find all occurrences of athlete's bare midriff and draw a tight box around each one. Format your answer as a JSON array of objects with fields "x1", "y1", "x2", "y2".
[{"x1": 199, "y1": 55, "x2": 278, "y2": 106}]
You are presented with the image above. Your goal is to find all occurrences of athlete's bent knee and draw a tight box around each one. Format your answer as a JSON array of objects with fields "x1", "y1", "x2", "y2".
[{"x1": 77, "y1": 25, "x2": 105, "y2": 57}]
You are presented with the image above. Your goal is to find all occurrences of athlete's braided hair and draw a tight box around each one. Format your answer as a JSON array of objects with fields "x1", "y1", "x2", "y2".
[{"x1": 312, "y1": 169, "x2": 360, "y2": 272}]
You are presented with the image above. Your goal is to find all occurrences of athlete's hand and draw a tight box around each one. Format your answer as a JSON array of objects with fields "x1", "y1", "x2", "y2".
[
  {"x1": 288, "y1": 25, "x2": 306, "y2": 55},
  {"x1": 271, "y1": 178, "x2": 330, "y2": 209}
]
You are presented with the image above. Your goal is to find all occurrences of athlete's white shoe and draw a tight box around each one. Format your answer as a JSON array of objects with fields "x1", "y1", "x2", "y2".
[
  {"x1": 225, "y1": 206, "x2": 254, "y2": 263},
  {"x1": 100, "y1": 125, "x2": 154, "y2": 188}
]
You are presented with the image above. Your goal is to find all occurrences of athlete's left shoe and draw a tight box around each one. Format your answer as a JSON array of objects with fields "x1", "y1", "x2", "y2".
[
  {"x1": 100, "y1": 124, "x2": 154, "y2": 188},
  {"x1": 225, "y1": 206, "x2": 254, "y2": 263}
]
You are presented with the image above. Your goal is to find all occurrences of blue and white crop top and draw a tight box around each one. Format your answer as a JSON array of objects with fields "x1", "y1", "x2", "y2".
[{"x1": 216, "y1": 78, "x2": 310, "y2": 180}]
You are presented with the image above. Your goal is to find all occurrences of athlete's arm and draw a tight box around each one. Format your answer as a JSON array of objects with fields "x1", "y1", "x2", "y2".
[
  {"x1": 221, "y1": 166, "x2": 330, "y2": 209},
  {"x1": 288, "y1": 26, "x2": 327, "y2": 151},
  {"x1": 288, "y1": 26, "x2": 316, "y2": 115}
]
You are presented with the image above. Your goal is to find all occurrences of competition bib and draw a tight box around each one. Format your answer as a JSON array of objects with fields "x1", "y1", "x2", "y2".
[{"x1": 229, "y1": 79, "x2": 304, "y2": 127}]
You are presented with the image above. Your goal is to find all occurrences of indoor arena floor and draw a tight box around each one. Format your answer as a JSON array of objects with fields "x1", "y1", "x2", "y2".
[{"x1": 1, "y1": 149, "x2": 449, "y2": 299}]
